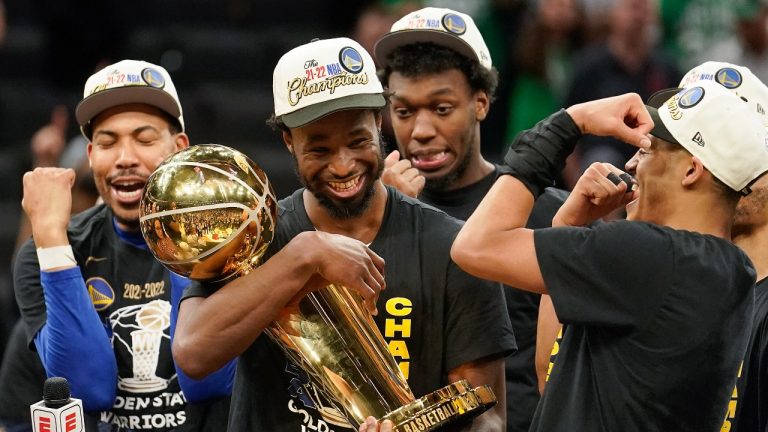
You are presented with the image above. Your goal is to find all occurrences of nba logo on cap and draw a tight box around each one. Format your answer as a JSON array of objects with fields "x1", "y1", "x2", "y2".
[
  {"x1": 339, "y1": 47, "x2": 364, "y2": 74},
  {"x1": 442, "y1": 13, "x2": 467, "y2": 35},
  {"x1": 141, "y1": 68, "x2": 166, "y2": 88},
  {"x1": 715, "y1": 68, "x2": 742, "y2": 89}
]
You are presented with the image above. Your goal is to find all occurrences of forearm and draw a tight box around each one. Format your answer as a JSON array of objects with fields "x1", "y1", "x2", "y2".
[
  {"x1": 500, "y1": 109, "x2": 582, "y2": 198},
  {"x1": 36, "y1": 267, "x2": 117, "y2": 411},
  {"x1": 173, "y1": 244, "x2": 318, "y2": 379},
  {"x1": 169, "y1": 273, "x2": 235, "y2": 401},
  {"x1": 452, "y1": 176, "x2": 545, "y2": 293},
  {"x1": 448, "y1": 358, "x2": 506, "y2": 432},
  {"x1": 535, "y1": 295, "x2": 561, "y2": 394},
  {"x1": 452, "y1": 110, "x2": 582, "y2": 293}
]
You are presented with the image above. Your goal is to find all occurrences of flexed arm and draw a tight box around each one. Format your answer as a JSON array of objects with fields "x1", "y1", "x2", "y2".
[
  {"x1": 17, "y1": 167, "x2": 118, "y2": 411},
  {"x1": 451, "y1": 93, "x2": 653, "y2": 293}
]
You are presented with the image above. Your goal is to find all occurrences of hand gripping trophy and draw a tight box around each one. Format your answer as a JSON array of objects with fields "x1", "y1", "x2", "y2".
[{"x1": 139, "y1": 144, "x2": 496, "y2": 431}]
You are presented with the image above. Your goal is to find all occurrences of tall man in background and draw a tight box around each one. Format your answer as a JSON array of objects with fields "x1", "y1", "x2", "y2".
[{"x1": 374, "y1": 8, "x2": 567, "y2": 431}]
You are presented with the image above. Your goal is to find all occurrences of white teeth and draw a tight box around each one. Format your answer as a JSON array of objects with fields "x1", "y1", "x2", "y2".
[
  {"x1": 114, "y1": 189, "x2": 142, "y2": 199},
  {"x1": 329, "y1": 176, "x2": 360, "y2": 191},
  {"x1": 414, "y1": 151, "x2": 445, "y2": 162}
]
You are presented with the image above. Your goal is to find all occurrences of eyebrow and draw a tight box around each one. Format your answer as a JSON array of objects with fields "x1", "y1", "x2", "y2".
[
  {"x1": 304, "y1": 123, "x2": 372, "y2": 144},
  {"x1": 93, "y1": 125, "x2": 161, "y2": 139},
  {"x1": 347, "y1": 125, "x2": 371, "y2": 137},
  {"x1": 390, "y1": 86, "x2": 457, "y2": 102}
]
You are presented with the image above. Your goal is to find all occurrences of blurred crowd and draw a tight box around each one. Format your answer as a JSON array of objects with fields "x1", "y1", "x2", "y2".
[{"x1": 2, "y1": 0, "x2": 768, "y2": 368}]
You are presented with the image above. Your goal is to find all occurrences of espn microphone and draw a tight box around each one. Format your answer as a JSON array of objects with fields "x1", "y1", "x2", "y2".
[{"x1": 30, "y1": 377, "x2": 84, "y2": 432}]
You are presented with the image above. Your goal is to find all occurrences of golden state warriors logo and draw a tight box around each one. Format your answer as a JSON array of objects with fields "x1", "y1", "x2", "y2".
[
  {"x1": 715, "y1": 67, "x2": 742, "y2": 89},
  {"x1": 442, "y1": 13, "x2": 467, "y2": 35},
  {"x1": 678, "y1": 86, "x2": 705, "y2": 109},
  {"x1": 86, "y1": 277, "x2": 115, "y2": 311},
  {"x1": 141, "y1": 67, "x2": 166, "y2": 88},
  {"x1": 339, "y1": 47, "x2": 364, "y2": 74}
]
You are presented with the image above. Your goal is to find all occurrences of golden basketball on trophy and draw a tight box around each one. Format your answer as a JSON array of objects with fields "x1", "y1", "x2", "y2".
[
  {"x1": 139, "y1": 144, "x2": 278, "y2": 282},
  {"x1": 139, "y1": 144, "x2": 496, "y2": 431}
]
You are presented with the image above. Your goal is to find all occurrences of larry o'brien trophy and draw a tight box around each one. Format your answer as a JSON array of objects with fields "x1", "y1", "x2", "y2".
[{"x1": 138, "y1": 144, "x2": 496, "y2": 431}]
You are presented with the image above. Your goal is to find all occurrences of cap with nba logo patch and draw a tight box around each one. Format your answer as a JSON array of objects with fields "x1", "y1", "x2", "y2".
[
  {"x1": 273, "y1": 37, "x2": 386, "y2": 128},
  {"x1": 75, "y1": 59, "x2": 184, "y2": 139},
  {"x1": 374, "y1": 7, "x2": 492, "y2": 71},
  {"x1": 646, "y1": 79, "x2": 768, "y2": 195},
  {"x1": 650, "y1": 61, "x2": 768, "y2": 129}
]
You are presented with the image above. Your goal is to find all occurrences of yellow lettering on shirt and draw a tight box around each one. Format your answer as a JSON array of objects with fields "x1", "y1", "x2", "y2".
[
  {"x1": 720, "y1": 361, "x2": 743, "y2": 431},
  {"x1": 385, "y1": 297, "x2": 413, "y2": 379}
]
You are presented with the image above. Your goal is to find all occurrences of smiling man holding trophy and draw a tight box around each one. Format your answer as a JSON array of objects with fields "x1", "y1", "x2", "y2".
[{"x1": 166, "y1": 37, "x2": 515, "y2": 431}]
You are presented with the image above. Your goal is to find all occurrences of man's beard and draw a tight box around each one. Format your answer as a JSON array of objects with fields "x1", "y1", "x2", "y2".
[
  {"x1": 733, "y1": 186, "x2": 768, "y2": 237},
  {"x1": 294, "y1": 134, "x2": 386, "y2": 220},
  {"x1": 114, "y1": 211, "x2": 141, "y2": 230},
  {"x1": 312, "y1": 173, "x2": 380, "y2": 219},
  {"x1": 95, "y1": 183, "x2": 141, "y2": 230}
]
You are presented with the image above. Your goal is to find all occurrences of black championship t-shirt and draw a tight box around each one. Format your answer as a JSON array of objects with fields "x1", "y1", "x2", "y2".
[
  {"x1": 530, "y1": 221, "x2": 755, "y2": 432},
  {"x1": 729, "y1": 277, "x2": 768, "y2": 432},
  {"x1": 420, "y1": 168, "x2": 569, "y2": 432},
  {"x1": 14, "y1": 205, "x2": 211, "y2": 431},
  {"x1": 185, "y1": 186, "x2": 516, "y2": 432}
]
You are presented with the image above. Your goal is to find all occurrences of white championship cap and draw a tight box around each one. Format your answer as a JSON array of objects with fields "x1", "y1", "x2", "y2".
[
  {"x1": 75, "y1": 59, "x2": 185, "y2": 138},
  {"x1": 373, "y1": 7, "x2": 492, "y2": 70},
  {"x1": 647, "y1": 79, "x2": 768, "y2": 194},
  {"x1": 678, "y1": 61, "x2": 768, "y2": 129},
  {"x1": 272, "y1": 37, "x2": 386, "y2": 128}
]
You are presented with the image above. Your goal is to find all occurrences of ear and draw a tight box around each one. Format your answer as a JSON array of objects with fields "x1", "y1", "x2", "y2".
[
  {"x1": 174, "y1": 132, "x2": 190, "y2": 151},
  {"x1": 474, "y1": 90, "x2": 490, "y2": 121},
  {"x1": 375, "y1": 111, "x2": 383, "y2": 129},
  {"x1": 282, "y1": 130, "x2": 294, "y2": 154},
  {"x1": 86, "y1": 141, "x2": 93, "y2": 168},
  {"x1": 681, "y1": 156, "x2": 706, "y2": 188}
]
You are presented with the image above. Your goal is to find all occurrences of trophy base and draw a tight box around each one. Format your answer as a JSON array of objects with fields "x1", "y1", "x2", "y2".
[{"x1": 380, "y1": 380, "x2": 496, "y2": 432}]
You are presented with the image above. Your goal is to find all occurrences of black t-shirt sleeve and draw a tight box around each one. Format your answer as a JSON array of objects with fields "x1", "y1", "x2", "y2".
[
  {"x1": 181, "y1": 280, "x2": 217, "y2": 300},
  {"x1": 444, "y1": 260, "x2": 517, "y2": 371},
  {"x1": 526, "y1": 187, "x2": 569, "y2": 229},
  {"x1": 533, "y1": 222, "x2": 674, "y2": 330},
  {"x1": 13, "y1": 238, "x2": 47, "y2": 347}
]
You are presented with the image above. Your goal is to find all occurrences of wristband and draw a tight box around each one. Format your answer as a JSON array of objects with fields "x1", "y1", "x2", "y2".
[
  {"x1": 501, "y1": 109, "x2": 581, "y2": 198},
  {"x1": 36, "y1": 245, "x2": 77, "y2": 271}
]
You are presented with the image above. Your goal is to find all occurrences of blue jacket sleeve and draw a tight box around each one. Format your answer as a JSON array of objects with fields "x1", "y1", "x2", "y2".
[
  {"x1": 169, "y1": 272, "x2": 235, "y2": 403},
  {"x1": 34, "y1": 267, "x2": 117, "y2": 411}
]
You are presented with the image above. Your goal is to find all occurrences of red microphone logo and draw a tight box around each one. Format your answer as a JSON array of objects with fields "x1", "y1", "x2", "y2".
[{"x1": 30, "y1": 377, "x2": 84, "y2": 432}]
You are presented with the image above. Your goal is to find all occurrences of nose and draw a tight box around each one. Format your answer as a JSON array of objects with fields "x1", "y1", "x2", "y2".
[
  {"x1": 116, "y1": 141, "x2": 140, "y2": 168},
  {"x1": 625, "y1": 151, "x2": 639, "y2": 174},
  {"x1": 327, "y1": 148, "x2": 355, "y2": 178},
  {"x1": 411, "y1": 111, "x2": 437, "y2": 143}
]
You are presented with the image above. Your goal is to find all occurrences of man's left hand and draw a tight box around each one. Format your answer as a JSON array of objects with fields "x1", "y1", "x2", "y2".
[{"x1": 382, "y1": 150, "x2": 425, "y2": 198}]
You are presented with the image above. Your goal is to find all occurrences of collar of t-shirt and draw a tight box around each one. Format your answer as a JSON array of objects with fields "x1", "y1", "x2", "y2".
[
  {"x1": 112, "y1": 217, "x2": 148, "y2": 250},
  {"x1": 419, "y1": 167, "x2": 498, "y2": 215}
]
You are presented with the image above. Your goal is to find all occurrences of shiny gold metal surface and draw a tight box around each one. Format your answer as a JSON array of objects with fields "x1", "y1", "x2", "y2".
[
  {"x1": 139, "y1": 144, "x2": 277, "y2": 282},
  {"x1": 269, "y1": 284, "x2": 415, "y2": 426},
  {"x1": 270, "y1": 284, "x2": 497, "y2": 431},
  {"x1": 139, "y1": 144, "x2": 496, "y2": 430}
]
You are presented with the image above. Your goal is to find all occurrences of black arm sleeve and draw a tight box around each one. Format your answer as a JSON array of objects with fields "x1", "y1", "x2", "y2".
[{"x1": 500, "y1": 109, "x2": 582, "y2": 198}]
